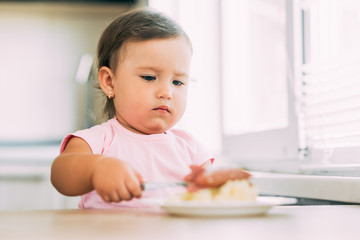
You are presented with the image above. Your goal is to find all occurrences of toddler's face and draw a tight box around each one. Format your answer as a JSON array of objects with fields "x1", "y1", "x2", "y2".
[{"x1": 112, "y1": 37, "x2": 192, "y2": 134}]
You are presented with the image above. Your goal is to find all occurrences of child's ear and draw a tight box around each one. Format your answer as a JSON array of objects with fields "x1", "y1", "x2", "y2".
[{"x1": 98, "y1": 66, "x2": 115, "y2": 98}]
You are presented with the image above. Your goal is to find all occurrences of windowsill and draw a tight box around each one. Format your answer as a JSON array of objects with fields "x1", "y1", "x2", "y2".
[{"x1": 251, "y1": 171, "x2": 360, "y2": 204}]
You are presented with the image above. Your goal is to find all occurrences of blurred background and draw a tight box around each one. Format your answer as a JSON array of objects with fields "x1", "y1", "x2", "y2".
[{"x1": 1, "y1": 0, "x2": 360, "y2": 209}]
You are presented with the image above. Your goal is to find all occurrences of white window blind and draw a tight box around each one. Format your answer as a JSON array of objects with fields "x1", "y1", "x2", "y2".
[
  {"x1": 299, "y1": 0, "x2": 360, "y2": 167},
  {"x1": 301, "y1": 57, "x2": 360, "y2": 149}
]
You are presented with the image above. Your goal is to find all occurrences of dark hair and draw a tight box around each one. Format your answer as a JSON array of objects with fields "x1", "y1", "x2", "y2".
[{"x1": 96, "y1": 8, "x2": 191, "y2": 120}]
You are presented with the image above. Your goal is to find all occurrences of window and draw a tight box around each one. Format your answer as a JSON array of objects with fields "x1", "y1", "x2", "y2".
[
  {"x1": 221, "y1": 0, "x2": 288, "y2": 135},
  {"x1": 298, "y1": 0, "x2": 360, "y2": 170},
  {"x1": 221, "y1": 0, "x2": 300, "y2": 171},
  {"x1": 149, "y1": 0, "x2": 360, "y2": 174}
]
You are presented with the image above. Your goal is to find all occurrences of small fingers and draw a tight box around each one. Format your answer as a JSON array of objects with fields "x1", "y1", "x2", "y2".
[
  {"x1": 134, "y1": 169, "x2": 144, "y2": 183},
  {"x1": 97, "y1": 187, "x2": 125, "y2": 203},
  {"x1": 97, "y1": 190, "x2": 111, "y2": 203},
  {"x1": 109, "y1": 191, "x2": 120, "y2": 202},
  {"x1": 126, "y1": 179, "x2": 142, "y2": 199},
  {"x1": 117, "y1": 187, "x2": 133, "y2": 201},
  {"x1": 98, "y1": 184, "x2": 138, "y2": 203},
  {"x1": 94, "y1": 163, "x2": 143, "y2": 203},
  {"x1": 102, "y1": 195, "x2": 110, "y2": 203},
  {"x1": 100, "y1": 190, "x2": 130, "y2": 203},
  {"x1": 126, "y1": 170, "x2": 143, "y2": 198}
]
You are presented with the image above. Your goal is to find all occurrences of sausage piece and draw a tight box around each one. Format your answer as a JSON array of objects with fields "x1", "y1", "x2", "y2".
[{"x1": 184, "y1": 165, "x2": 251, "y2": 191}]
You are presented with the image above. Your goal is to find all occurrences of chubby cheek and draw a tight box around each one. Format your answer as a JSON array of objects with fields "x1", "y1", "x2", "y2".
[
  {"x1": 174, "y1": 92, "x2": 188, "y2": 120},
  {"x1": 125, "y1": 98, "x2": 148, "y2": 117},
  {"x1": 114, "y1": 94, "x2": 140, "y2": 117}
]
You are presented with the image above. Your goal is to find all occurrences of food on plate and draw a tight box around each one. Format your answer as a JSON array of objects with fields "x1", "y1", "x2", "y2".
[
  {"x1": 179, "y1": 165, "x2": 257, "y2": 201},
  {"x1": 184, "y1": 165, "x2": 252, "y2": 190}
]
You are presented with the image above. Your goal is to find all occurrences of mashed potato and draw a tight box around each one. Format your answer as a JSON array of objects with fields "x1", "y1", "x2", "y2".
[{"x1": 180, "y1": 179, "x2": 257, "y2": 202}]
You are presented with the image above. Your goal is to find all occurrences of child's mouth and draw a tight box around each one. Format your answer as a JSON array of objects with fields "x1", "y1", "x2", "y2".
[{"x1": 153, "y1": 105, "x2": 170, "y2": 113}]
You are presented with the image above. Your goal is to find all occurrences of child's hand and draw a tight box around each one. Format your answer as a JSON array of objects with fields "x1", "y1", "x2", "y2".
[{"x1": 91, "y1": 157, "x2": 143, "y2": 203}]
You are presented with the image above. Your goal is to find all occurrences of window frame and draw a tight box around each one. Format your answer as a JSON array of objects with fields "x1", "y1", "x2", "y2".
[
  {"x1": 223, "y1": 0, "x2": 360, "y2": 175},
  {"x1": 221, "y1": 0, "x2": 302, "y2": 173},
  {"x1": 297, "y1": 0, "x2": 360, "y2": 171}
]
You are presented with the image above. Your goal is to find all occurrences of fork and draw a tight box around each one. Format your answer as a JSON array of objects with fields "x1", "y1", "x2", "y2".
[{"x1": 141, "y1": 181, "x2": 188, "y2": 191}]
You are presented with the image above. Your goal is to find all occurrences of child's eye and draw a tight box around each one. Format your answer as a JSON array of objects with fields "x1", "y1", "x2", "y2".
[
  {"x1": 141, "y1": 75, "x2": 156, "y2": 81},
  {"x1": 172, "y1": 80, "x2": 184, "y2": 86}
]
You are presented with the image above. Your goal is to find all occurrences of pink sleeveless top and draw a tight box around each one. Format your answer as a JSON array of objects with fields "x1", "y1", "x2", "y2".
[{"x1": 60, "y1": 118, "x2": 210, "y2": 209}]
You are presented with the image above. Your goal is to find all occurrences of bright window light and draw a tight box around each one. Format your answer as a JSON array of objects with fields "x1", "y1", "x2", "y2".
[
  {"x1": 299, "y1": 0, "x2": 360, "y2": 165},
  {"x1": 221, "y1": 0, "x2": 288, "y2": 135}
]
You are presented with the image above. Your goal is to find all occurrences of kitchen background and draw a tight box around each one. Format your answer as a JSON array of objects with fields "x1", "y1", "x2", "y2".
[
  {"x1": 1, "y1": 0, "x2": 360, "y2": 210},
  {"x1": 0, "y1": 0, "x2": 146, "y2": 209}
]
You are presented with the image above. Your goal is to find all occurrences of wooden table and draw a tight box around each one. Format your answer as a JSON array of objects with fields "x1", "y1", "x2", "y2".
[{"x1": 1, "y1": 205, "x2": 360, "y2": 240}]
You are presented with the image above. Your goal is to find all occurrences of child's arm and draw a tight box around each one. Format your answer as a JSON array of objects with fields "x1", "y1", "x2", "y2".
[{"x1": 50, "y1": 137, "x2": 143, "y2": 203}]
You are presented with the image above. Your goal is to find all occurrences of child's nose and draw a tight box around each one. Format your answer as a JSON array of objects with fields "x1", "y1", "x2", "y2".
[{"x1": 156, "y1": 82, "x2": 172, "y2": 99}]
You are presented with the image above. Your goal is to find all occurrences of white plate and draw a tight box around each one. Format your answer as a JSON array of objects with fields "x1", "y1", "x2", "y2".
[{"x1": 162, "y1": 196, "x2": 297, "y2": 217}]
